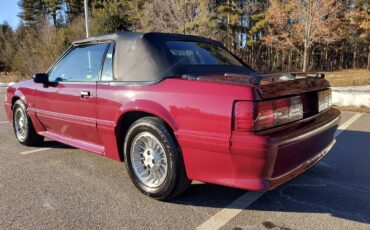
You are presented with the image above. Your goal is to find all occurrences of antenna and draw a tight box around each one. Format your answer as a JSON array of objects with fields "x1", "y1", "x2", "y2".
[{"x1": 84, "y1": 0, "x2": 90, "y2": 38}]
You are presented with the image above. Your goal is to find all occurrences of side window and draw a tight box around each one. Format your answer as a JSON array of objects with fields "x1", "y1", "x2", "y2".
[
  {"x1": 49, "y1": 44, "x2": 108, "y2": 82},
  {"x1": 101, "y1": 44, "x2": 115, "y2": 81}
]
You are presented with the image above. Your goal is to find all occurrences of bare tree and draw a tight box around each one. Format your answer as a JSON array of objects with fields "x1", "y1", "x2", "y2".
[
  {"x1": 138, "y1": 0, "x2": 216, "y2": 38},
  {"x1": 264, "y1": 0, "x2": 343, "y2": 72}
]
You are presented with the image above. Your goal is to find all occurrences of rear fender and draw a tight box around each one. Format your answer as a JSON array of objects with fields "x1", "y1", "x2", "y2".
[
  {"x1": 100, "y1": 100, "x2": 178, "y2": 161},
  {"x1": 115, "y1": 100, "x2": 178, "y2": 131}
]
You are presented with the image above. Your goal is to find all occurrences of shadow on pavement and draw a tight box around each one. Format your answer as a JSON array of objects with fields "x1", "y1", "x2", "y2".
[
  {"x1": 39, "y1": 140, "x2": 75, "y2": 149},
  {"x1": 172, "y1": 130, "x2": 370, "y2": 225},
  {"x1": 172, "y1": 183, "x2": 245, "y2": 208}
]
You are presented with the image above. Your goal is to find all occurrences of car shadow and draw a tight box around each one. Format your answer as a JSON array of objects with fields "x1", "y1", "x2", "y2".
[
  {"x1": 170, "y1": 130, "x2": 370, "y2": 225},
  {"x1": 39, "y1": 140, "x2": 75, "y2": 149},
  {"x1": 172, "y1": 183, "x2": 246, "y2": 208}
]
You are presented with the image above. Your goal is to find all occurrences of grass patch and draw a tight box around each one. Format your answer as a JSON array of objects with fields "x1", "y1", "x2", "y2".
[
  {"x1": 333, "y1": 105, "x2": 370, "y2": 113},
  {"x1": 0, "y1": 72, "x2": 28, "y2": 83},
  {"x1": 324, "y1": 69, "x2": 370, "y2": 87}
]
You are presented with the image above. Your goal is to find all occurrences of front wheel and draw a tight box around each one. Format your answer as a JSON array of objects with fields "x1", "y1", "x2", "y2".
[
  {"x1": 124, "y1": 117, "x2": 190, "y2": 200},
  {"x1": 13, "y1": 100, "x2": 44, "y2": 146}
]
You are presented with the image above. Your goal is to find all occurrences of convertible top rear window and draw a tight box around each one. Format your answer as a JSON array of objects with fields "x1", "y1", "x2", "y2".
[{"x1": 166, "y1": 41, "x2": 244, "y2": 67}]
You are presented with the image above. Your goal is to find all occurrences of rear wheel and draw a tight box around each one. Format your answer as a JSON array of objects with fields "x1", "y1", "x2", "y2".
[
  {"x1": 124, "y1": 117, "x2": 190, "y2": 200},
  {"x1": 13, "y1": 100, "x2": 44, "y2": 146}
]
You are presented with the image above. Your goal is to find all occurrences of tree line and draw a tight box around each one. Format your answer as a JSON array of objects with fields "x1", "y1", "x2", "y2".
[{"x1": 0, "y1": 0, "x2": 369, "y2": 77}]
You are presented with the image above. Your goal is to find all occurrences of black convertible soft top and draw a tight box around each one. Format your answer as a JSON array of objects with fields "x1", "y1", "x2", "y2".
[{"x1": 73, "y1": 32, "x2": 254, "y2": 82}]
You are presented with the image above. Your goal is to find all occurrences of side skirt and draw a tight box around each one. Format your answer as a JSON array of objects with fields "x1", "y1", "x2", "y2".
[{"x1": 38, "y1": 131, "x2": 105, "y2": 155}]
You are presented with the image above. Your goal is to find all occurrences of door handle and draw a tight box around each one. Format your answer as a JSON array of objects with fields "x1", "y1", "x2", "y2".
[{"x1": 80, "y1": 91, "x2": 91, "y2": 98}]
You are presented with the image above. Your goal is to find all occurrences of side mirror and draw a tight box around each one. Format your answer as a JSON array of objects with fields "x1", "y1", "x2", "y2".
[{"x1": 33, "y1": 73, "x2": 49, "y2": 84}]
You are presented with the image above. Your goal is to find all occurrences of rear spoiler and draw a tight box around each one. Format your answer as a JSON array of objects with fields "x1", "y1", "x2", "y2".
[
  {"x1": 255, "y1": 73, "x2": 330, "y2": 99},
  {"x1": 220, "y1": 72, "x2": 325, "y2": 85},
  {"x1": 291, "y1": 72, "x2": 325, "y2": 79},
  {"x1": 249, "y1": 72, "x2": 325, "y2": 85}
]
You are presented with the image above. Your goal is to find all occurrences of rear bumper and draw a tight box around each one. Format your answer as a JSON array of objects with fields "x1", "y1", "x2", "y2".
[
  {"x1": 229, "y1": 107, "x2": 340, "y2": 190},
  {"x1": 263, "y1": 139, "x2": 335, "y2": 189}
]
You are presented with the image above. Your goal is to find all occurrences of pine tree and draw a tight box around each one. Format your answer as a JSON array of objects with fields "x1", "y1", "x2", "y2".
[
  {"x1": 65, "y1": 0, "x2": 84, "y2": 19},
  {"x1": 90, "y1": 0, "x2": 132, "y2": 35},
  {"x1": 215, "y1": 0, "x2": 244, "y2": 51},
  {"x1": 18, "y1": 0, "x2": 46, "y2": 26},
  {"x1": 0, "y1": 22, "x2": 16, "y2": 71},
  {"x1": 45, "y1": 0, "x2": 63, "y2": 26},
  {"x1": 246, "y1": 1, "x2": 268, "y2": 46},
  {"x1": 346, "y1": 0, "x2": 370, "y2": 69}
]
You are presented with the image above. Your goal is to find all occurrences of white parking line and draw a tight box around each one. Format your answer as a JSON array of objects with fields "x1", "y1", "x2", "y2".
[
  {"x1": 335, "y1": 113, "x2": 363, "y2": 137},
  {"x1": 197, "y1": 192, "x2": 264, "y2": 230},
  {"x1": 20, "y1": 148, "x2": 51, "y2": 155},
  {"x1": 196, "y1": 112, "x2": 363, "y2": 230},
  {"x1": 0, "y1": 121, "x2": 8, "y2": 124}
]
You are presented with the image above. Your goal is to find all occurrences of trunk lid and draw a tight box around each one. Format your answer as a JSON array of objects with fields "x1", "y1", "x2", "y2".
[{"x1": 188, "y1": 72, "x2": 331, "y2": 120}]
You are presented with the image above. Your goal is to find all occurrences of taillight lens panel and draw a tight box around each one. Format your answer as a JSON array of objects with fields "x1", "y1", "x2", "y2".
[
  {"x1": 254, "y1": 96, "x2": 303, "y2": 131},
  {"x1": 318, "y1": 89, "x2": 332, "y2": 112},
  {"x1": 254, "y1": 100, "x2": 274, "y2": 131},
  {"x1": 234, "y1": 96, "x2": 304, "y2": 132},
  {"x1": 234, "y1": 101, "x2": 254, "y2": 131}
]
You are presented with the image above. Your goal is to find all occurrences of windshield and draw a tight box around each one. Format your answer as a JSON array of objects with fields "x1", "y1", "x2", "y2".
[{"x1": 166, "y1": 41, "x2": 244, "y2": 66}]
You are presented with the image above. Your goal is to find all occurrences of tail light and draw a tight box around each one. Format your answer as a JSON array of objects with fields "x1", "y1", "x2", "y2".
[
  {"x1": 234, "y1": 101, "x2": 254, "y2": 131},
  {"x1": 233, "y1": 96, "x2": 303, "y2": 132},
  {"x1": 318, "y1": 89, "x2": 332, "y2": 112}
]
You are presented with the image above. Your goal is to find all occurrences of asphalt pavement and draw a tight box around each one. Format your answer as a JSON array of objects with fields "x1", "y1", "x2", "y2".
[{"x1": 0, "y1": 87, "x2": 369, "y2": 230}]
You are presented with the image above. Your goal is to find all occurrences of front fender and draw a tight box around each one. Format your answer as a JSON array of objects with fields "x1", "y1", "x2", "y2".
[{"x1": 13, "y1": 89, "x2": 27, "y2": 106}]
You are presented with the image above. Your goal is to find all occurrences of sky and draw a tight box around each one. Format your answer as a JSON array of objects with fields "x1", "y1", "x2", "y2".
[{"x1": 0, "y1": 0, "x2": 21, "y2": 28}]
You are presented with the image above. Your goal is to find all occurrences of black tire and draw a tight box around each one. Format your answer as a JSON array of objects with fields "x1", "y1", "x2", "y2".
[
  {"x1": 12, "y1": 100, "x2": 44, "y2": 146},
  {"x1": 124, "y1": 116, "x2": 191, "y2": 200}
]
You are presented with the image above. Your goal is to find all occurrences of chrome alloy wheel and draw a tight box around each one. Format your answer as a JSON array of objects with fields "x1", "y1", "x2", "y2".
[
  {"x1": 130, "y1": 132, "x2": 168, "y2": 188},
  {"x1": 14, "y1": 107, "x2": 28, "y2": 142}
]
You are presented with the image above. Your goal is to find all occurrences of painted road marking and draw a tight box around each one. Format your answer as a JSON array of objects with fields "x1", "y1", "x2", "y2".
[
  {"x1": 20, "y1": 148, "x2": 51, "y2": 155},
  {"x1": 0, "y1": 121, "x2": 8, "y2": 124},
  {"x1": 197, "y1": 112, "x2": 363, "y2": 230},
  {"x1": 197, "y1": 192, "x2": 265, "y2": 230},
  {"x1": 335, "y1": 113, "x2": 363, "y2": 137}
]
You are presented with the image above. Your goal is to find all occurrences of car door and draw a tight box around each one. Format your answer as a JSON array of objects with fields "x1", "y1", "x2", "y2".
[{"x1": 35, "y1": 43, "x2": 109, "y2": 146}]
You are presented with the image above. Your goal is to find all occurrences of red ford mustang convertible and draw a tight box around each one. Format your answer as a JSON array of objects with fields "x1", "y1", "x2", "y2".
[{"x1": 4, "y1": 32, "x2": 340, "y2": 200}]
